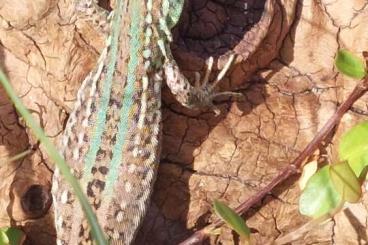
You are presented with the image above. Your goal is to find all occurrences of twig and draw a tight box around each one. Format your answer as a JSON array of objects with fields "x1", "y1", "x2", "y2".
[{"x1": 179, "y1": 78, "x2": 368, "y2": 245}]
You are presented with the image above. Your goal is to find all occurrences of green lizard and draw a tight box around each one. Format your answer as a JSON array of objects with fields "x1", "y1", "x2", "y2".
[
  {"x1": 52, "y1": 0, "x2": 237, "y2": 244},
  {"x1": 52, "y1": 0, "x2": 272, "y2": 244}
]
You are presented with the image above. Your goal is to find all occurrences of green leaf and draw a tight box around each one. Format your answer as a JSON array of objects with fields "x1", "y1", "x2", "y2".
[
  {"x1": 299, "y1": 166, "x2": 342, "y2": 218},
  {"x1": 0, "y1": 227, "x2": 24, "y2": 245},
  {"x1": 335, "y1": 50, "x2": 366, "y2": 79},
  {"x1": 213, "y1": 200, "x2": 250, "y2": 240},
  {"x1": 339, "y1": 122, "x2": 368, "y2": 177},
  {"x1": 330, "y1": 161, "x2": 361, "y2": 203},
  {"x1": 0, "y1": 229, "x2": 9, "y2": 245}
]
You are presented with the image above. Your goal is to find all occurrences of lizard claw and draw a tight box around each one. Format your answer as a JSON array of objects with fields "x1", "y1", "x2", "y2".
[
  {"x1": 165, "y1": 54, "x2": 244, "y2": 115},
  {"x1": 195, "y1": 54, "x2": 244, "y2": 115}
]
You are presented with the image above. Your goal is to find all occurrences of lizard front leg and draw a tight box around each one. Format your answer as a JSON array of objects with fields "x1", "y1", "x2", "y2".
[
  {"x1": 155, "y1": 0, "x2": 240, "y2": 115},
  {"x1": 164, "y1": 53, "x2": 243, "y2": 115}
]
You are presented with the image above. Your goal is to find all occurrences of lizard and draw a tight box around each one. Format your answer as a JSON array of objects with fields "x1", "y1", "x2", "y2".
[
  {"x1": 52, "y1": 0, "x2": 273, "y2": 244},
  {"x1": 52, "y1": 0, "x2": 235, "y2": 244}
]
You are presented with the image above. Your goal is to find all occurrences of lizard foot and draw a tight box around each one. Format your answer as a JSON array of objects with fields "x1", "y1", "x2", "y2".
[
  {"x1": 165, "y1": 54, "x2": 244, "y2": 115},
  {"x1": 192, "y1": 54, "x2": 244, "y2": 116}
]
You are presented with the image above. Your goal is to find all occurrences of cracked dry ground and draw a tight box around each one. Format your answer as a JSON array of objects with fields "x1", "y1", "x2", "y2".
[{"x1": 1, "y1": 0, "x2": 368, "y2": 244}]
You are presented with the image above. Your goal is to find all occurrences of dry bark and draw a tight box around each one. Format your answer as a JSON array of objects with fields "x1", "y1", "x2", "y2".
[{"x1": 0, "y1": 0, "x2": 368, "y2": 244}]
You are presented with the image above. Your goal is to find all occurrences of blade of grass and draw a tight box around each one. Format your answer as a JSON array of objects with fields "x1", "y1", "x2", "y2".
[
  {"x1": 1, "y1": 149, "x2": 32, "y2": 164},
  {"x1": 0, "y1": 70, "x2": 107, "y2": 245}
]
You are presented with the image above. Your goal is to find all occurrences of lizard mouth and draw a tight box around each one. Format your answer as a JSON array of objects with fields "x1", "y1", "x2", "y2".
[{"x1": 172, "y1": 0, "x2": 275, "y2": 61}]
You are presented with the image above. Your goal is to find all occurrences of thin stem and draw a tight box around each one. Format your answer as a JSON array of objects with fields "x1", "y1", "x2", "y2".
[{"x1": 179, "y1": 78, "x2": 368, "y2": 245}]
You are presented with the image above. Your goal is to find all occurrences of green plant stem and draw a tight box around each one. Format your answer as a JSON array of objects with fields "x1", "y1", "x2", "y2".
[{"x1": 0, "y1": 70, "x2": 107, "y2": 245}]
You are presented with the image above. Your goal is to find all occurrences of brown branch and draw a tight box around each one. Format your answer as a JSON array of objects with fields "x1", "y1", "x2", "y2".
[{"x1": 179, "y1": 78, "x2": 368, "y2": 245}]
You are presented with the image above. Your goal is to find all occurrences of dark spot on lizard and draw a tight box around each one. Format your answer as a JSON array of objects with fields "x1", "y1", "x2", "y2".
[
  {"x1": 79, "y1": 147, "x2": 85, "y2": 157},
  {"x1": 96, "y1": 148, "x2": 106, "y2": 160},
  {"x1": 74, "y1": 109, "x2": 80, "y2": 118},
  {"x1": 99, "y1": 166, "x2": 109, "y2": 175},
  {"x1": 86, "y1": 182, "x2": 95, "y2": 197},
  {"x1": 107, "y1": 149, "x2": 113, "y2": 159},
  {"x1": 143, "y1": 117, "x2": 152, "y2": 127},
  {"x1": 118, "y1": 232, "x2": 125, "y2": 240},
  {"x1": 93, "y1": 198, "x2": 101, "y2": 209},
  {"x1": 66, "y1": 137, "x2": 72, "y2": 148},
  {"x1": 110, "y1": 134, "x2": 117, "y2": 145},
  {"x1": 93, "y1": 179, "x2": 106, "y2": 191},
  {"x1": 87, "y1": 114, "x2": 94, "y2": 125},
  {"x1": 109, "y1": 98, "x2": 122, "y2": 108},
  {"x1": 83, "y1": 134, "x2": 89, "y2": 142},
  {"x1": 90, "y1": 102, "x2": 97, "y2": 113},
  {"x1": 126, "y1": 144, "x2": 134, "y2": 153},
  {"x1": 105, "y1": 112, "x2": 112, "y2": 121},
  {"x1": 71, "y1": 126, "x2": 77, "y2": 137},
  {"x1": 87, "y1": 179, "x2": 105, "y2": 197},
  {"x1": 78, "y1": 226, "x2": 85, "y2": 237}
]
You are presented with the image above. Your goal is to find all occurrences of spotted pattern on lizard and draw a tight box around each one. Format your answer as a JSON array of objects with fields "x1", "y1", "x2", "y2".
[{"x1": 52, "y1": 0, "x2": 273, "y2": 244}]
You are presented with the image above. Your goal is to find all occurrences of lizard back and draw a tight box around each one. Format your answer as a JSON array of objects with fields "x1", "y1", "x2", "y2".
[{"x1": 52, "y1": 0, "x2": 168, "y2": 243}]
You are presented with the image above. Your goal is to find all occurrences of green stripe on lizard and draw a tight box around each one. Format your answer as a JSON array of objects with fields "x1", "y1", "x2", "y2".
[
  {"x1": 82, "y1": 0, "x2": 124, "y2": 185},
  {"x1": 104, "y1": 0, "x2": 142, "y2": 196}
]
